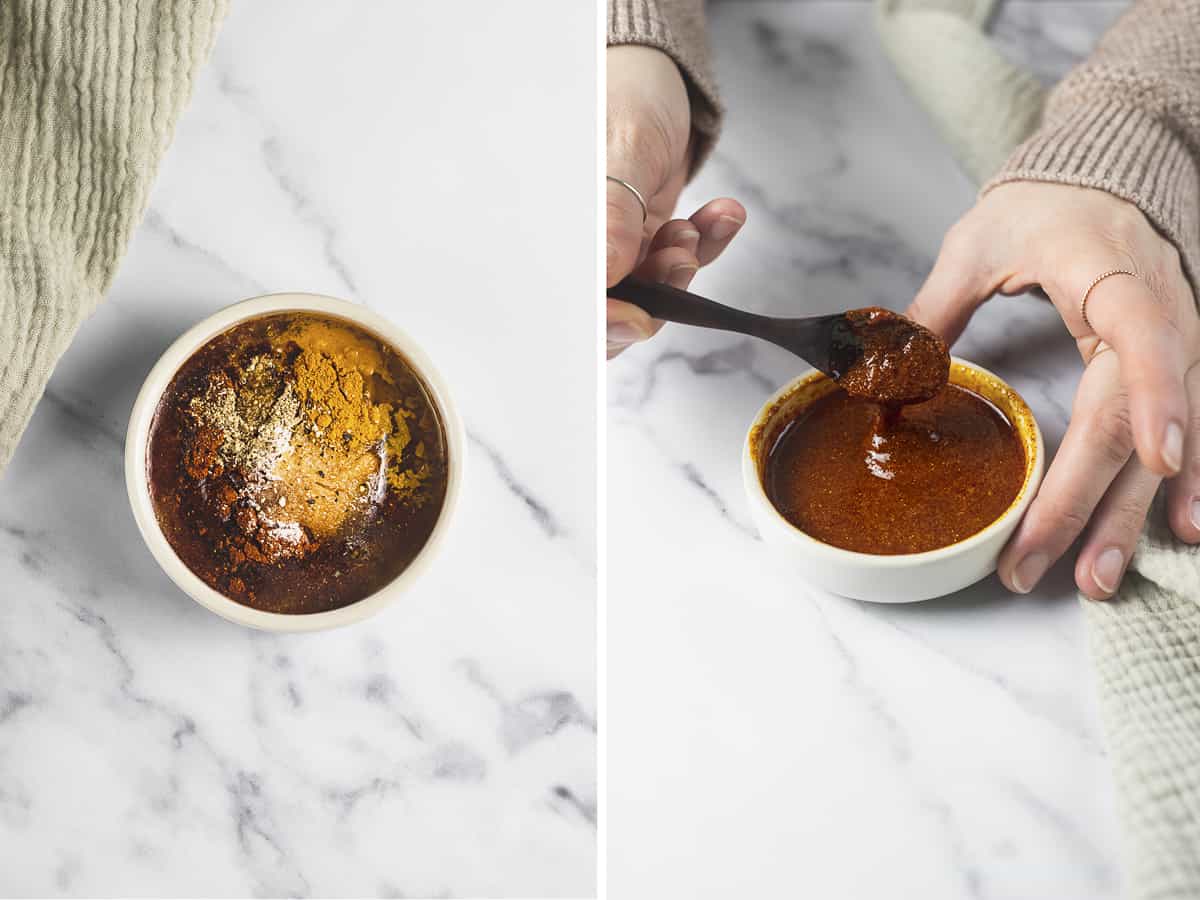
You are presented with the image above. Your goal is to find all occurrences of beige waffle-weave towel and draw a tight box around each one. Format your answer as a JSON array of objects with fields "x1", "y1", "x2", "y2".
[{"x1": 0, "y1": 1, "x2": 228, "y2": 475}]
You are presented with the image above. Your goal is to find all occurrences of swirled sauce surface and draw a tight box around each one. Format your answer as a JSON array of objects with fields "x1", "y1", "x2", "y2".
[{"x1": 765, "y1": 384, "x2": 1024, "y2": 554}]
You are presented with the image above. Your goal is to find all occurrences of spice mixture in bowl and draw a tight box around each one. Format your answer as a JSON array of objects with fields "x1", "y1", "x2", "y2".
[{"x1": 127, "y1": 294, "x2": 462, "y2": 629}]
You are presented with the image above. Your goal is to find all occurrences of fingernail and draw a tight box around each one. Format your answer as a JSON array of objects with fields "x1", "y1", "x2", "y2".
[
  {"x1": 708, "y1": 215, "x2": 744, "y2": 242},
  {"x1": 1092, "y1": 546, "x2": 1124, "y2": 595},
  {"x1": 1011, "y1": 552, "x2": 1049, "y2": 594},
  {"x1": 1163, "y1": 421, "x2": 1184, "y2": 474},
  {"x1": 1191, "y1": 498, "x2": 1200, "y2": 531},
  {"x1": 608, "y1": 322, "x2": 646, "y2": 346},
  {"x1": 674, "y1": 229, "x2": 701, "y2": 253},
  {"x1": 666, "y1": 262, "x2": 698, "y2": 289}
]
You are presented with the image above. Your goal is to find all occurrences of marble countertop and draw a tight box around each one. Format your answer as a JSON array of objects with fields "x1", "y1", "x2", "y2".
[
  {"x1": 608, "y1": 2, "x2": 1128, "y2": 898},
  {"x1": 0, "y1": 2, "x2": 595, "y2": 897}
]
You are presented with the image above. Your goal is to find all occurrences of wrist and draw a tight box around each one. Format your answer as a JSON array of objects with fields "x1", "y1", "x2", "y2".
[
  {"x1": 606, "y1": 45, "x2": 691, "y2": 193},
  {"x1": 607, "y1": 17, "x2": 722, "y2": 175},
  {"x1": 606, "y1": 45, "x2": 689, "y2": 131},
  {"x1": 985, "y1": 103, "x2": 1200, "y2": 298}
]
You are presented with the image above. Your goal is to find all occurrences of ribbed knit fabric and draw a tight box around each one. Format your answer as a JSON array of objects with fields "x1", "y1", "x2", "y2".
[
  {"x1": 0, "y1": 0, "x2": 228, "y2": 474},
  {"x1": 984, "y1": 0, "x2": 1200, "y2": 294},
  {"x1": 607, "y1": 0, "x2": 722, "y2": 170}
]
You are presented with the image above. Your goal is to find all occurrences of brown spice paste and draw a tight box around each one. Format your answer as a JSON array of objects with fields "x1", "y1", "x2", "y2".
[
  {"x1": 147, "y1": 313, "x2": 447, "y2": 613},
  {"x1": 765, "y1": 383, "x2": 1024, "y2": 554},
  {"x1": 831, "y1": 307, "x2": 950, "y2": 406}
]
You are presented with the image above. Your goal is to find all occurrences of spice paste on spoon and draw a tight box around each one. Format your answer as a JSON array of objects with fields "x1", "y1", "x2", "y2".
[{"x1": 830, "y1": 306, "x2": 950, "y2": 406}]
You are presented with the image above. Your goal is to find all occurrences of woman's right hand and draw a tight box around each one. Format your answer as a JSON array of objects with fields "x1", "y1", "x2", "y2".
[{"x1": 606, "y1": 45, "x2": 745, "y2": 358}]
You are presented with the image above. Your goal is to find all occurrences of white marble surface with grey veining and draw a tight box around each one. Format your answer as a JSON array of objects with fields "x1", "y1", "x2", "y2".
[
  {"x1": 609, "y1": 2, "x2": 1128, "y2": 898},
  {"x1": 0, "y1": 2, "x2": 595, "y2": 897}
]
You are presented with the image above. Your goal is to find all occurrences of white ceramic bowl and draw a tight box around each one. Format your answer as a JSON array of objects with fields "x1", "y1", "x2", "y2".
[
  {"x1": 742, "y1": 357, "x2": 1043, "y2": 603},
  {"x1": 125, "y1": 292, "x2": 465, "y2": 631}
]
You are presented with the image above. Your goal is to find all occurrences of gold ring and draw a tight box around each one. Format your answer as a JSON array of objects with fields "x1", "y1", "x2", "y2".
[
  {"x1": 1080, "y1": 269, "x2": 1137, "y2": 330},
  {"x1": 606, "y1": 175, "x2": 648, "y2": 224},
  {"x1": 1086, "y1": 340, "x2": 1115, "y2": 365}
]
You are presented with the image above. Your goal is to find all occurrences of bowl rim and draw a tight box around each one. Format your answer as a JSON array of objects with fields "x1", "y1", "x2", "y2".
[
  {"x1": 741, "y1": 356, "x2": 1044, "y2": 567},
  {"x1": 124, "y1": 292, "x2": 465, "y2": 632}
]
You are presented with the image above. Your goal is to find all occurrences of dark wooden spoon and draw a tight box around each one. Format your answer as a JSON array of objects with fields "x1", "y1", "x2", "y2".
[{"x1": 608, "y1": 275, "x2": 949, "y2": 405}]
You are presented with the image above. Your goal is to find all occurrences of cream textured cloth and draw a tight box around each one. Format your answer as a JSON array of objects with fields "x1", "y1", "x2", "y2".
[
  {"x1": 880, "y1": 2, "x2": 1200, "y2": 897},
  {"x1": 875, "y1": 0, "x2": 1047, "y2": 186},
  {"x1": 0, "y1": 0, "x2": 228, "y2": 474},
  {"x1": 1086, "y1": 497, "x2": 1200, "y2": 895}
]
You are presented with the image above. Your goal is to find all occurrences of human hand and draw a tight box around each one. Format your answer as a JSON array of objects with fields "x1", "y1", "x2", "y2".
[
  {"x1": 907, "y1": 181, "x2": 1200, "y2": 599},
  {"x1": 606, "y1": 45, "x2": 745, "y2": 358}
]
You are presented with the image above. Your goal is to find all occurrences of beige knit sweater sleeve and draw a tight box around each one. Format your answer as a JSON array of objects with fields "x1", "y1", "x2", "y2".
[
  {"x1": 0, "y1": 0, "x2": 227, "y2": 474},
  {"x1": 984, "y1": 0, "x2": 1200, "y2": 290},
  {"x1": 608, "y1": 0, "x2": 723, "y2": 168}
]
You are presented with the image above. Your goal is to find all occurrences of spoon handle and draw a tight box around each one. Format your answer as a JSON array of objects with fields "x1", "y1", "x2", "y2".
[{"x1": 607, "y1": 276, "x2": 775, "y2": 340}]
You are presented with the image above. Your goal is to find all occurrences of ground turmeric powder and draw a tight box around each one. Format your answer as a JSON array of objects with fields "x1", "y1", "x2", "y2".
[
  {"x1": 293, "y1": 346, "x2": 392, "y2": 456},
  {"x1": 269, "y1": 319, "x2": 433, "y2": 536}
]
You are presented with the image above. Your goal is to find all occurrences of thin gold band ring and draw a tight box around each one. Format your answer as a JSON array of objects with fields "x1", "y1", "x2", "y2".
[
  {"x1": 1087, "y1": 340, "x2": 1115, "y2": 366},
  {"x1": 1081, "y1": 269, "x2": 1137, "y2": 330},
  {"x1": 606, "y1": 175, "x2": 648, "y2": 224}
]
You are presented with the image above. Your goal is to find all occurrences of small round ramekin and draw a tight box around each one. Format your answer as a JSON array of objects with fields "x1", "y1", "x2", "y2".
[
  {"x1": 125, "y1": 292, "x2": 465, "y2": 631},
  {"x1": 742, "y1": 357, "x2": 1043, "y2": 603}
]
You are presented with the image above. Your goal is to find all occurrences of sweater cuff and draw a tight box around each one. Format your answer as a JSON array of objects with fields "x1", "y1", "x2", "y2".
[
  {"x1": 983, "y1": 100, "x2": 1200, "y2": 296},
  {"x1": 608, "y1": 0, "x2": 723, "y2": 173}
]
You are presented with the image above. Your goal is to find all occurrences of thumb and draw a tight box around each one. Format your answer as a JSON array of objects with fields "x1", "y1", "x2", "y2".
[
  {"x1": 905, "y1": 227, "x2": 996, "y2": 344},
  {"x1": 607, "y1": 298, "x2": 656, "y2": 359},
  {"x1": 606, "y1": 175, "x2": 648, "y2": 288}
]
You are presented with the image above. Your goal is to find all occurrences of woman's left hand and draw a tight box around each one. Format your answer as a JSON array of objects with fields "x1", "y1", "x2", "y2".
[{"x1": 907, "y1": 181, "x2": 1200, "y2": 599}]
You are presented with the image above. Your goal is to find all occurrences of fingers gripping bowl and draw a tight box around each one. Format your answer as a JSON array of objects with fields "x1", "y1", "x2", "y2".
[
  {"x1": 742, "y1": 359, "x2": 1043, "y2": 603},
  {"x1": 126, "y1": 293, "x2": 464, "y2": 632}
]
